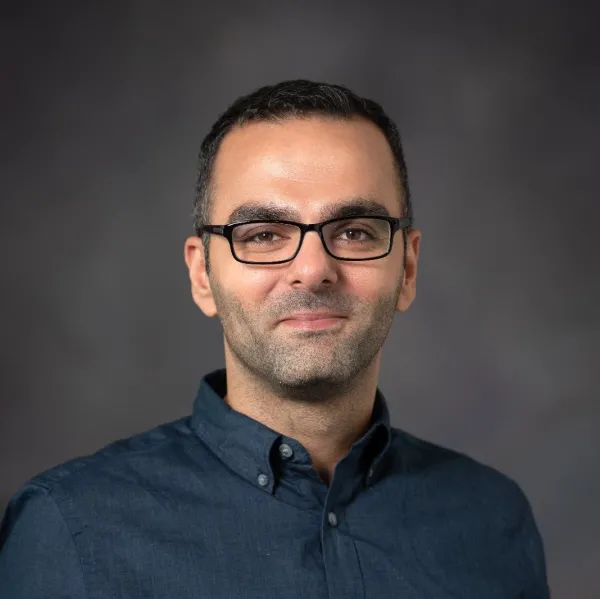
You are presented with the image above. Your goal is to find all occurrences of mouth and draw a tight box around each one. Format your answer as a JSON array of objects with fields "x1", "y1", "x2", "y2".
[{"x1": 278, "y1": 314, "x2": 346, "y2": 331}]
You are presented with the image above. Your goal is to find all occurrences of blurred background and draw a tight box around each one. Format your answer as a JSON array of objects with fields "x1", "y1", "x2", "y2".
[{"x1": 1, "y1": 1, "x2": 598, "y2": 596}]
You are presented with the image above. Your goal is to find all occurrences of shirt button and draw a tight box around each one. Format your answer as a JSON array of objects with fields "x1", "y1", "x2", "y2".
[
  {"x1": 327, "y1": 511, "x2": 338, "y2": 527},
  {"x1": 279, "y1": 443, "x2": 293, "y2": 460},
  {"x1": 257, "y1": 474, "x2": 269, "y2": 487}
]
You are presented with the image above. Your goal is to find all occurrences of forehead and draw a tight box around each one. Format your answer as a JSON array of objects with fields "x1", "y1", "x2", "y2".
[{"x1": 210, "y1": 116, "x2": 401, "y2": 222}]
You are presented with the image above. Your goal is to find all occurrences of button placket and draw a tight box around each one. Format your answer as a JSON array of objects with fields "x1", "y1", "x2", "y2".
[
  {"x1": 327, "y1": 511, "x2": 338, "y2": 527},
  {"x1": 366, "y1": 466, "x2": 375, "y2": 485}
]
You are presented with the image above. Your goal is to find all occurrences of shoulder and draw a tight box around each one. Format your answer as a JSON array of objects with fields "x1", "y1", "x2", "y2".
[
  {"x1": 389, "y1": 427, "x2": 532, "y2": 517},
  {"x1": 1, "y1": 416, "x2": 198, "y2": 576},
  {"x1": 0, "y1": 417, "x2": 196, "y2": 596},
  {"x1": 387, "y1": 429, "x2": 549, "y2": 593},
  {"x1": 19, "y1": 415, "x2": 196, "y2": 508}
]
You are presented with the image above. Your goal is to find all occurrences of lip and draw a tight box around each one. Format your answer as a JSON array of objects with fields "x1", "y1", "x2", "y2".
[
  {"x1": 278, "y1": 312, "x2": 346, "y2": 331},
  {"x1": 279, "y1": 312, "x2": 346, "y2": 322}
]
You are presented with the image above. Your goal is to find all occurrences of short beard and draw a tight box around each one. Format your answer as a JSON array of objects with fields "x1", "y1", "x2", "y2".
[{"x1": 210, "y1": 270, "x2": 403, "y2": 404}]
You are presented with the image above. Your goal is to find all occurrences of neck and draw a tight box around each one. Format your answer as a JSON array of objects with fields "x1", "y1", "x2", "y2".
[{"x1": 222, "y1": 352, "x2": 381, "y2": 486}]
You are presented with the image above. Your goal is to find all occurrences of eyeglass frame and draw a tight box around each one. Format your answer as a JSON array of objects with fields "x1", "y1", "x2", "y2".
[{"x1": 196, "y1": 215, "x2": 413, "y2": 265}]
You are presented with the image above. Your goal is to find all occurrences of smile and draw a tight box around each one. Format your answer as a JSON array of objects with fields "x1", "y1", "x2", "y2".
[{"x1": 279, "y1": 317, "x2": 345, "y2": 330}]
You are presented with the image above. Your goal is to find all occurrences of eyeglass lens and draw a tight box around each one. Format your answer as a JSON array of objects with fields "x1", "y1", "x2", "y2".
[{"x1": 231, "y1": 218, "x2": 391, "y2": 263}]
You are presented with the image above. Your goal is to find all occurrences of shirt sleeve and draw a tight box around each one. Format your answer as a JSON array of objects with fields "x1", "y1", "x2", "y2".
[
  {"x1": 518, "y1": 494, "x2": 551, "y2": 599},
  {"x1": 0, "y1": 482, "x2": 87, "y2": 598}
]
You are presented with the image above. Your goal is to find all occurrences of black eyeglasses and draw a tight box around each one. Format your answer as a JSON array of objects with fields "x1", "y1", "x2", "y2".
[{"x1": 196, "y1": 216, "x2": 412, "y2": 264}]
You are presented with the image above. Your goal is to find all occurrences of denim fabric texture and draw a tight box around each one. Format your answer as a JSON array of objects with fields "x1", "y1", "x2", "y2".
[{"x1": 0, "y1": 368, "x2": 550, "y2": 598}]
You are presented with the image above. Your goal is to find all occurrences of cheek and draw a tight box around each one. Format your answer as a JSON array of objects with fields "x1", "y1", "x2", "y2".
[
  {"x1": 344, "y1": 266, "x2": 399, "y2": 303},
  {"x1": 219, "y1": 262, "x2": 278, "y2": 305},
  {"x1": 212, "y1": 242, "x2": 274, "y2": 295}
]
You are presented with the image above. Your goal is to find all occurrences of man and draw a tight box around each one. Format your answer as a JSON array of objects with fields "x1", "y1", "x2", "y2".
[{"x1": 0, "y1": 80, "x2": 549, "y2": 598}]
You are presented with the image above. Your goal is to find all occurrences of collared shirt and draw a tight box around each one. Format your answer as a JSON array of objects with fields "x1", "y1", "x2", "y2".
[{"x1": 0, "y1": 368, "x2": 549, "y2": 598}]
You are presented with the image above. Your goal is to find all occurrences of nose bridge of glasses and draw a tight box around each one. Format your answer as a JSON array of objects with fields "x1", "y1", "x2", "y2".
[{"x1": 297, "y1": 223, "x2": 328, "y2": 254}]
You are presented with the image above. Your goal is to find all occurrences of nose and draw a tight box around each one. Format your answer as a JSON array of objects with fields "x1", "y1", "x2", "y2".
[{"x1": 283, "y1": 230, "x2": 339, "y2": 290}]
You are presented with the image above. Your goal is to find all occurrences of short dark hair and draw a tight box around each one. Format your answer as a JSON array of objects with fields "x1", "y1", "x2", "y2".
[{"x1": 193, "y1": 80, "x2": 413, "y2": 270}]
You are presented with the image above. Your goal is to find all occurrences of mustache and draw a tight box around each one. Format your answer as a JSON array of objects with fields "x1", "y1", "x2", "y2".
[{"x1": 271, "y1": 292, "x2": 351, "y2": 318}]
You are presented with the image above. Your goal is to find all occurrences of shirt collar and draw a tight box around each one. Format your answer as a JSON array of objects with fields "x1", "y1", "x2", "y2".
[{"x1": 190, "y1": 368, "x2": 393, "y2": 493}]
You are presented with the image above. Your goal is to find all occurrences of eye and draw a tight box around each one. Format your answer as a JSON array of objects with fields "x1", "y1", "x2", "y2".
[
  {"x1": 245, "y1": 231, "x2": 280, "y2": 244},
  {"x1": 338, "y1": 227, "x2": 374, "y2": 241},
  {"x1": 233, "y1": 223, "x2": 295, "y2": 244}
]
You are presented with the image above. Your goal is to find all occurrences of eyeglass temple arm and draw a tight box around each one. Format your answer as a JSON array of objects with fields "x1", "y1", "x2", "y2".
[{"x1": 197, "y1": 225, "x2": 225, "y2": 236}]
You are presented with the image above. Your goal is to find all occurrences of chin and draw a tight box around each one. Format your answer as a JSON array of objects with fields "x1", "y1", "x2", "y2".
[{"x1": 272, "y1": 365, "x2": 355, "y2": 394}]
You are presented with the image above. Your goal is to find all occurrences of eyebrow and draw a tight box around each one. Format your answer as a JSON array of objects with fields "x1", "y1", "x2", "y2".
[{"x1": 225, "y1": 197, "x2": 392, "y2": 224}]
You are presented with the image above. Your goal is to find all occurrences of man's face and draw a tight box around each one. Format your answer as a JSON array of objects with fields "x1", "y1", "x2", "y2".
[{"x1": 186, "y1": 116, "x2": 420, "y2": 399}]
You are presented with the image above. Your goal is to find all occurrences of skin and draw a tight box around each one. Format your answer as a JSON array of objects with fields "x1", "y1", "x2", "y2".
[{"x1": 184, "y1": 116, "x2": 421, "y2": 486}]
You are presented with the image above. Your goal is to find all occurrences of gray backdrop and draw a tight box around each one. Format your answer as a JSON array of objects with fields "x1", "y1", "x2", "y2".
[{"x1": 2, "y1": 1, "x2": 599, "y2": 597}]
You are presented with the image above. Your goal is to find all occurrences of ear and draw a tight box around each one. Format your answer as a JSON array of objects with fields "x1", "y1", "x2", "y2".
[
  {"x1": 396, "y1": 229, "x2": 421, "y2": 313},
  {"x1": 184, "y1": 236, "x2": 218, "y2": 317}
]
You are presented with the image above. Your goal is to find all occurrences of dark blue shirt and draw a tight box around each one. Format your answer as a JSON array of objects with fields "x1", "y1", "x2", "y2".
[{"x1": 0, "y1": 368, "x2": 549, "y2": 598}]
